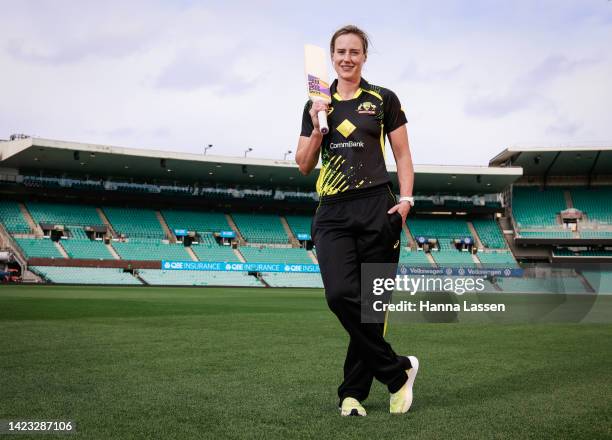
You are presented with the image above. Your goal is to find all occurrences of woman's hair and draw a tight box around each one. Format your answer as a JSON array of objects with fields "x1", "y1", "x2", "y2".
[{"x1": 330, "y1": 25, "x2": 370, "y2": 56}]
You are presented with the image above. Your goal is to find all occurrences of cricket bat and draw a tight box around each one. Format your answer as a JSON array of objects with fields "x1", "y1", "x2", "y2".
[{"x1": 304, "y1": 44, "x2": 331, "y2": 135}]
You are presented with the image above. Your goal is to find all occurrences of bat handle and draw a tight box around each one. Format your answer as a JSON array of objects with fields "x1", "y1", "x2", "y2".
[{"x1": 317, "y1": 110, "x2": 329, "y2": 135}]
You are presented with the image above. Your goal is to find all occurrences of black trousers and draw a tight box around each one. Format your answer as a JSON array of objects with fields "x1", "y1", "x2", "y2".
[{"x1": 312, "y1": 184, "x2": 410, "y2": 403}]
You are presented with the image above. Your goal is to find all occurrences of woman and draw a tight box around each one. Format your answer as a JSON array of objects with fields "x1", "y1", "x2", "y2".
[{"x1": 296, "y1": 25, "x2": 419, "y2": 416}]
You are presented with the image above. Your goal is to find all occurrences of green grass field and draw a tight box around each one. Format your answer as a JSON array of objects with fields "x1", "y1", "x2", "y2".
[{"x1": 1, "y1": 285, "x2": 610, "y2": 439}]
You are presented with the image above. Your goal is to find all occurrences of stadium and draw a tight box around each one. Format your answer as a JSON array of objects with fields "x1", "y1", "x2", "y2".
[{"x1": 0, "y1": 136, "x2": 610, "y2": 438}]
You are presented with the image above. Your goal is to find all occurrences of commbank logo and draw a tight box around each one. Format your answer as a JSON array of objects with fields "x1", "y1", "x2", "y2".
[{"x1": 330, "y1": 141, "x2": 364, "y2": 150}]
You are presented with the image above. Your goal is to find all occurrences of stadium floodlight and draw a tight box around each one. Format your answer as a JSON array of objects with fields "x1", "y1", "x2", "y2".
[
  {"x1": 284, "y1": 150, "x2": 292, "y2": 160},
  {"x1": 205, "y1": 144, "x2": 213, "y2": 155},
  {"x1": 244, "y1": 148, "x2": 253, "y2": 157}
]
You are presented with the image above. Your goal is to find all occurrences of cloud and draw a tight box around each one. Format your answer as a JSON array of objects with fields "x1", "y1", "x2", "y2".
[
  {"x1": 546, "y1": 116, "x2": 581, "y2": 137},
  {"x1": 464, "y1": 55, "x2": 598, "y2": 118},
  {"x1": 6, "y1": 35, "x2": 149, "y2": 65},
  {"x1": 399, "y1": 61, "x2": 463, "y2": 82},
  {"x1": 154, "y1": 47, "x2": 258, "y2": 95},
  {"x1": 522, "y1": 55, "x2": 597, "y2": 85},
  {"x1": 2, "y1": 1, "x2": 168, "y2": 65},
  {"x1": 464, "y1": 91, "x2": 533, "y2": 118}
]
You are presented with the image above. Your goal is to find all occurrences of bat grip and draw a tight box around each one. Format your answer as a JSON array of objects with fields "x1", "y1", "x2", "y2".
[{"x1": 317, "y1": 110, "x2": 329, "y2": 135}]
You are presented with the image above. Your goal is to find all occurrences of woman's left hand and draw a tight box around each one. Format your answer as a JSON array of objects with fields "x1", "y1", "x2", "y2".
[{"x1": 387, "y1": 201, "x2": 411, "y2": 224}]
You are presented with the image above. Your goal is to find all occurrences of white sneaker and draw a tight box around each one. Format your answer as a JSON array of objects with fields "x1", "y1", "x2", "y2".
[
  {"x1": 340, "y1": 397, "x2": 367, "y2": 417},
  {"x1": 389, "y1": 355, "x2": 419, "y2": 414}
]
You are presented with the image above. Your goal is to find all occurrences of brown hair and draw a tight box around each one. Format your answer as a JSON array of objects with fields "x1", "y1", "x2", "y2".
[{"x1": 330, "y1": 25, "x2": 370, "y2": 56}]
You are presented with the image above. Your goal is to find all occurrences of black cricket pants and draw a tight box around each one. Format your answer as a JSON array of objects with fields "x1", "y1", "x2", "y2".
[{"x1": 311, "y1": 184, "x2": 410, "y2": 403}]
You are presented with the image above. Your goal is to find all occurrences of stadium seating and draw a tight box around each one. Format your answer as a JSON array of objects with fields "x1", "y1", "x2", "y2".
[
  {"x1": 231, "y1": 213, "x2": 288, "y2": 243},
  {"x1": 404, "y1": 218, "x2": 476, "y2": 266},
  {"x1": 408, "y1": 217, "x2": 472, "y2": 241},
  {"x1": 191, "y1": 244, "x2": 240, "y2": 262},
  {"x1": 196, "y1": 233, "x2": 219, "y2": 247},
  {"x1": 15, "y1": 238, "x2": 64, "y2": 259},
  {"x1": 60, "y1": 237, "x2": 114, "y2": 260},
  {"x1": 512, "y1": 187, "x2": 566, "y2": 228},
  {"x1": 239, "y1": 247, "x2": 313, "y2": 264},
  {"x1": 138, "y1": 269, "x2": 263, "y2": 287},
  {"x1": 0, "y1": 200, "x2": 30, "y2": 233},
  {"x1": 399, "y1": 248, "x2": 432, "y2": 266},
  {"x1": 284, "y1": 215, "x2": 312, "y2": 237},
  {"x1": 431, "y1": 249, "x2": 476, "y2": 267},
  {"x1": 27, "y1": 201, "x2": 103, "y2": 227},
  {"x1": 111, "y1": 239, "x2": 191, "y2": 261},
  {"x1": 581, "y1": 270, "x2": 612, "y2": 293},
  {"x1": 580, "y1": 231, "x2": 612, "y2": 238},
  {"x1": 570, "y1": 187, "x2": 612, "y2": 224},
  {"x1": 161, "y1": 209, "x2": 231, "y2": 233},
  {"x1": 261, "y1": 272, "x2": 323, "y2": 288},
  {"x1": 472, "y1": 218, "x2": 506, "y2": 248},
  {"x1": 103, "y1": 207, "x2": 165, "y2": 239},
  {"x1": 31, "y1": 266, "x2": 141, "y2": 285},
  {"x1": 518, "y1": 231, "x2": 574, "y2": 238},
  {"x1": 553, "y1": 248, "x2": 612, "y2": 257},
  {"x1": 400, "y1": 229, "x2": 409, "y2": 246},
  {"x1": 496, "y1": 276, "x2": 586, "y2": 294},
  {"x1": 477, "y1": 250, "x2": 518, "y2": 267}
]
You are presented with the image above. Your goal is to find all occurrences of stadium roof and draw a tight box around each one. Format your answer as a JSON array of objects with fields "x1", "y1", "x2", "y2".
[
  {"x1": 489, "y1": 145, "x2": 612, "y2": 176},
  {"x1": 0, "y1": 137, "x2": 521, "y2": 194}
]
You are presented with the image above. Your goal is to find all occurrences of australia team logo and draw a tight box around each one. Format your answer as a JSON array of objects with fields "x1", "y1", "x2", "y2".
[{"x1": 357, "y1": 101, "x2": 377, "y2": 114}]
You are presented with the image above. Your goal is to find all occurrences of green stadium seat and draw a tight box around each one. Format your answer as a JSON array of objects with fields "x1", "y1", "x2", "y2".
[
  {"x1": 431, "y1": 249, "x2": 476, "y2": 267},
  {"x1": 111, "y1": 239, "x2": 191, "y2": 261},
  {"x1": 239, "y1": 247, "x2": 312, "y2": 264},
  {"x1": 472, "y1": 218, "x2": 506, "y2": 248},
  {"x1": 581, "y1": 270, "x2": 612, "y2": 293},
  {"x1": 570, "y1": 187, "x2": 612, "y2": 224},
  {"x1": 138, "y1": 269, "x2": 263, "y2": 287},
  {"x1": 496, "y1": 276, "x2": 586, "y2": 294},
  {"x1": 30, "y1": 266, "x2": 141, "y2": 284},
  {"x1": 0, "y1": 201, "x2": 30, "y2": 233},
  {"x1": 261, "y1": 272, "x2": 323, "y2": 288},
  {"x1": 191, "y1": 244, "x2": 240, "y2": 262},
  {"x1": 232, "y1": 213, "x2": 289, "y2": 244},
  {"x1": 103, "y1": 207, "x2": 165, "y2": 239},
  {"x1": 161, "y1": 209, "x2": 231, "y2": 234},
  {"x1": 580, "y1": 231, "x2": 612, "y2": 239},
  {"x1": 15, "y1": 238, "x2": 64, "y2": 259},
  {"x1": 399, "y1": 248, "x2": 432, "y2": 266},
  {"x1": 27, "y1": 201, "x2": 103, "y2": 227},
  {"x1": 519, "y1": 231, "x2": 574, "y2": 238},
  {"x1": 408, "y1": 217, "x2": 472, "y2": 241},
  {"x1": 512, "y1": 187, "x2": 566, "y2": 228},
  {"x1": 285, "y1": 215, "x2": 313, "y2": 237},
  {"x1": 477, "y1": 250, "x2": 518, "y2": 267},
  {"x1": 60, "y1": 233, "x2": 114, "y2": 260}
]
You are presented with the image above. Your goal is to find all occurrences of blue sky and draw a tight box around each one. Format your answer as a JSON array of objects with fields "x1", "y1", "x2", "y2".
[{"x1": 2, "y1": 0, "x2": 611, "y2": 167}]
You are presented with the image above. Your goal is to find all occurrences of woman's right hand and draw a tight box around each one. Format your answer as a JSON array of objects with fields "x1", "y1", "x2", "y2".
[{"x1": 309, "y1": 101, "x2": 328, "y2": 134}]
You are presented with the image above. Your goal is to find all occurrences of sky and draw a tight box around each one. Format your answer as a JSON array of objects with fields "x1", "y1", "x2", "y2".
[{"x1": 1, "y1": 0, "x2": 611, "y2": 167}]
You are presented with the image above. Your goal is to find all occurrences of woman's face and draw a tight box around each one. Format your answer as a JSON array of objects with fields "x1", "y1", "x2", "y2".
[{"x1": 331, "y1": 33, "x2": 366, "y2": 82}]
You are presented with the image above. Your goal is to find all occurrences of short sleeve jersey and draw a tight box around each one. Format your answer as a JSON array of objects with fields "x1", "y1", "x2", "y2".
[{"x1": 301, "y1": 78, "x2": 407, "y2": 197}]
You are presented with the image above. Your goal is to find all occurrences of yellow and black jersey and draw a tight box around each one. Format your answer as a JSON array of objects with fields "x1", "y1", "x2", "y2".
[{"x1": 301, "y1": 77, "x2": 407, "y2": 198}]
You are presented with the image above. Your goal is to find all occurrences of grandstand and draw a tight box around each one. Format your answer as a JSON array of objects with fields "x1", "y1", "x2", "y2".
[
  {"x1": 490, "y1": 145, "x2": 612, "y2": 266},
  {"x1": 0, "y1": 137, "x2": 610, "y2": 292}
]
